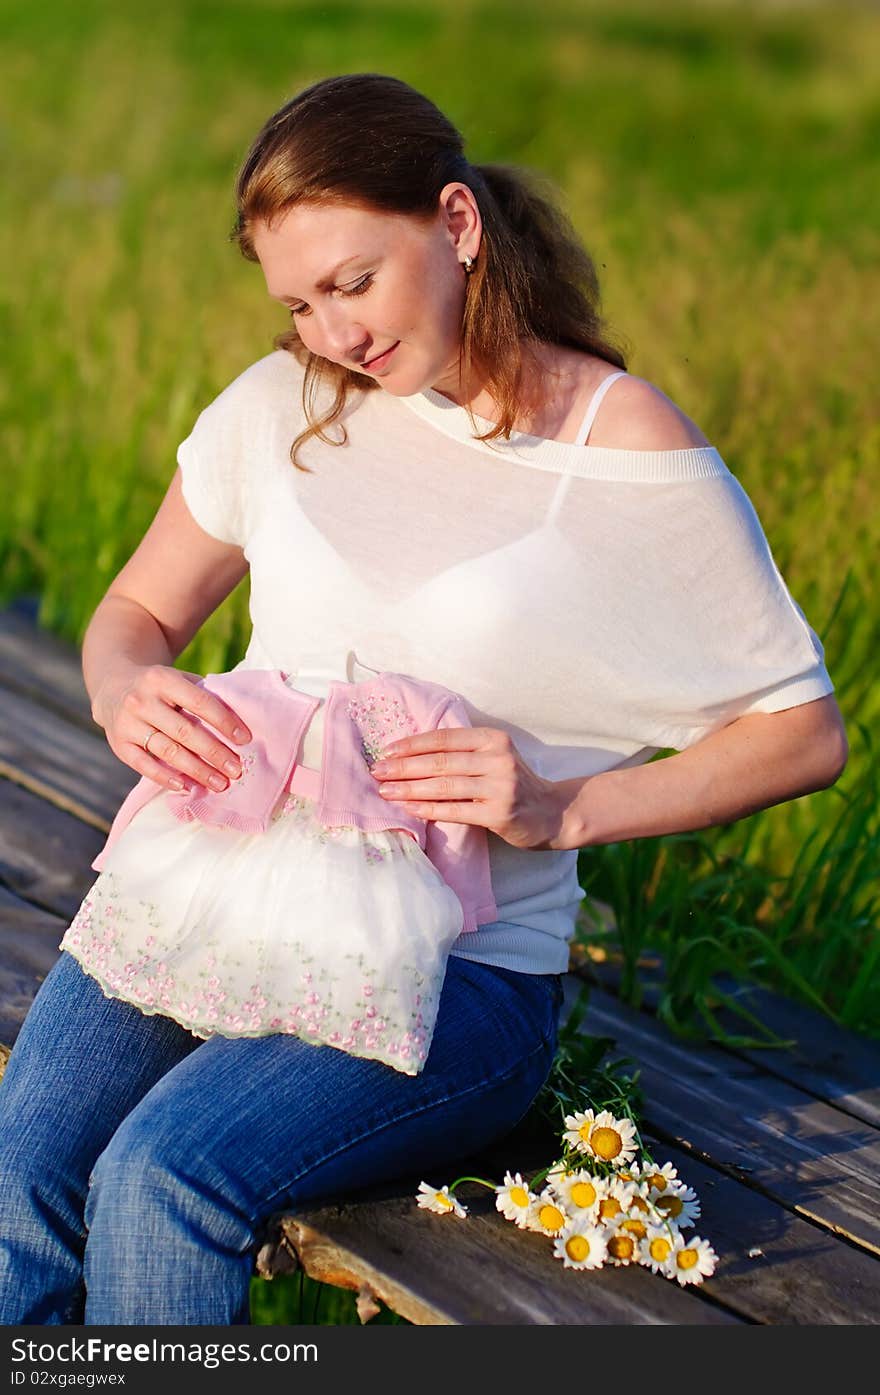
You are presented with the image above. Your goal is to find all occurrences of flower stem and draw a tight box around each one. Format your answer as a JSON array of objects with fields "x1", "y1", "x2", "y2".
[{"x1": 449, "y1": 1175, "x2": 497, "y2": 1192}]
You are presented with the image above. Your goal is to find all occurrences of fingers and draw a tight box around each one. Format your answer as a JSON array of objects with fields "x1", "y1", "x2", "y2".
[
  {"x1": 152, "y1": 668, "x2": 252, "y2": 746},
  {"x1": 118, "y1": 668, "x2": 252, "y2": 792},
  {"x1": 174, "y1": 671, "x2": 252, "y2": 745},
  {"x1": 372, "y1": 750, "x2": 470, "y2": 779},
  {"x1": 376, "y1": 774, "x2": 491, "y2": 803},
  {"x1": 129, "y1": 720, "x2": 242, "y2": 792},
  {"x1": 377, "y1": 725, "x2": 505, "y2": 761},
  {"x1": 390, "y1": 798, "x2": 489, "y2": 827}
]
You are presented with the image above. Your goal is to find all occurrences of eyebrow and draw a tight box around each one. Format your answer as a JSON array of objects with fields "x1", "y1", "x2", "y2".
[{"x1": 268, "y1": 255, "x2": 365, "y2": 303}]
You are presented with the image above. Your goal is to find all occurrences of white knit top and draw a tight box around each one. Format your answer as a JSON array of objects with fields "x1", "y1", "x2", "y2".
[{"x1": 176, "y1": 350, "x2": 835, "y2": 974}]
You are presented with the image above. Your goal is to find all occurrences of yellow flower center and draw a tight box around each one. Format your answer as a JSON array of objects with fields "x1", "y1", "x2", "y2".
[
  {"x1": 435, "y1": 1193, "x2": 453, "y2": 1210},
  {"x1": 599, "y1": 1197, "x2": 622, "y2": 1221},
  {"x1": 566, "y1": 1235, "x2": 591, "y2": 1262},
  {"x1": 677, "y1": 1248, "x2": 699, "y2": 1271},
  {"x1": 509, "y1": 1186, "x2": 530, "y2": 1208},
  {"x1": 649, "y1": 1237, "x2": 672, "y2": 1263},
  {"x1": 570, "y1": 1181, "x2": 597, "y2": 1209},
  {"x1": 656, "y1": 1194, "x2": 684, "y2": 1217},
  {"x1": 607, "y1": 1235, "x2": 635, "y2": 1262},
  {"x1": 621, "y1": 1218, "x2": 647, "y2": 1239},
  {"x1": 649, "y1": 1173, "x2": 668, "y2": 1191},
  {"x1": 629, "y1": 1196, "x2": 649, "y2": 1214},
  {"x1": 539, "y1": 1203, "x2": 566, "y2": 1233},
  {"x1": 590, "y1": 1126, "x2": 623, "y2": 1161}
]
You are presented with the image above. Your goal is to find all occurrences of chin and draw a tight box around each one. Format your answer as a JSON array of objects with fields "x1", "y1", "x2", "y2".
[
  {"x1": 375, "y1": 377, "x2": 421, "y2": 398},
  {"x1": 371, "y1": 361, "x2": 433, "y2": 398}
]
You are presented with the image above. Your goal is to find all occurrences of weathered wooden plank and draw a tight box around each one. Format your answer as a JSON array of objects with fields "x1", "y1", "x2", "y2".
[
  {"x1": 0, "y1": 685, "x2": 135, "y2": 829},
  {"x1": 712, "y1": 977, "x2": 880, "y2": 1132},
  {"x1": 0, "y1": 884, "x2": 65, "y2": 1045},
  {"x1": 0, "y1": 778, "x2": 102, "y2": 921},
  {"x1": 576, "y1": 953, "x2": 880, "y2": 1131},
  {"x1": 0, "y1": 603, "x2": 94, "y2": 728},
  {"x1": 565, "y1": 978, "x2": 880, "y2": 1255},
  {"x1": 648, "y1": 1137, "x2": 880, "y2": 1325},
  {"x1": 269, "y1": 1187, "x2": 742, "y2": 1326}
]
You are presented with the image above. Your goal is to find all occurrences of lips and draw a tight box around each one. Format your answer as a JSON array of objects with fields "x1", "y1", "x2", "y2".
[{"x1": 362, "y1": 342, "x2": 399, "y2": 371}]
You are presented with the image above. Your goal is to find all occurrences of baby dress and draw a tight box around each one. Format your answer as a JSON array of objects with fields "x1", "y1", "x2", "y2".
[{"x1": 60, "y1": 657, "x2": 467, "y2": 1075}]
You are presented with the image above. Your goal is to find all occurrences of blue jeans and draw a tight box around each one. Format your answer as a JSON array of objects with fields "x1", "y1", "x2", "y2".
[{"x1": 0, "y1": 947, "x2": 562, "y2": 1325}]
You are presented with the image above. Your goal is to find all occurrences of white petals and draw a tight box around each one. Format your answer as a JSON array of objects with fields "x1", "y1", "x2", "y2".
[
  {"x1": 495, "y1": 1170, "x2": 537, "y2": 1227},
  {"x1": 415, "y1": 1181, "x2": 467, "y2": 1218},
  {"x1": 553, "y1": 1221, "x2": 608, "y2": 1270},
  {"x1": 670, "y1": 1234, "x2": 718, "y2": 1285}
]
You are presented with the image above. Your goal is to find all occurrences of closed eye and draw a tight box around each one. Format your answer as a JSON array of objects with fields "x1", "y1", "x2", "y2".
[{"x1": 289, "y1": 273, "x2": 374, "y2": 318}]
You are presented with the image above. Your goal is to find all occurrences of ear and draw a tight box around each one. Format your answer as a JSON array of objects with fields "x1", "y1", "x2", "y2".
[{"x1": 437, "y1": 182, "x2": 482, "y2": 262}]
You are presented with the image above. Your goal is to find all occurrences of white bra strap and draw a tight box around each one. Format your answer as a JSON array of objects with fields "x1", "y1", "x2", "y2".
[
  {"x1": 544, "y1": 471, "x2": 574, "y2": 527},
  {"x1": 573, "y1": 370, "x2": 628, "y2": 446}
]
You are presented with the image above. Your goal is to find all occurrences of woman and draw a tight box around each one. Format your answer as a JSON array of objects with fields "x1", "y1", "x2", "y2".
[{"x1": 0, "y1": 73, "x2": 847, "y2": 1325}]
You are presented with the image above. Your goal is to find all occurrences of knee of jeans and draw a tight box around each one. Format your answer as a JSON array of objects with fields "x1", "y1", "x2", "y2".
[
  {"x1": 84, "y1": 1117, "x2": 250, "y2": 1249},
  {"x1": 85, "y1": 1117, "x2": 180, "y2": 1228}
]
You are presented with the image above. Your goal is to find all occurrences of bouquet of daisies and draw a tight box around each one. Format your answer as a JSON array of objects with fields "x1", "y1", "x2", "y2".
[{"x1": 415, "y1": 988, "x2": 718, "y2": 1286}]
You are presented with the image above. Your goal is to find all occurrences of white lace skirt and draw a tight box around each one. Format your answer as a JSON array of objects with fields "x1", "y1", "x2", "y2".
[{"x1": 60, "y1": 787, "x2": 465, "y2": 1075}]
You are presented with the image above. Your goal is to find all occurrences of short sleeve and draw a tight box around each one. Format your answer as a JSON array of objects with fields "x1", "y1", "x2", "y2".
[
  {"x1": 174, "y1": 350, "x2": 309, "y2": 548},
  {"x1": 640, "y1": 470, "x2": 835, "y2": 751},
  {"x1": 176, "y1": 408, "x2": 247, "y2": 546}
]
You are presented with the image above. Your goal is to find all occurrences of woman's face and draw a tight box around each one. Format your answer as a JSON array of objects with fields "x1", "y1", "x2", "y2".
[{"x1": 251, "y1": 186, "x2": 481, "y2": 398}]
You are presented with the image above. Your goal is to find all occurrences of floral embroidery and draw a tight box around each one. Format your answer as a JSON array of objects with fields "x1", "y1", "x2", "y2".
[
  {"x1": 237, "y1": 751, "x2": 257, "y2": 782},
  {"x1": 345, "y1": 695, "x2": 419, "y2": 768},
  {"x1": 207, "y1": 747, "x2": 256, "y2": 803}
]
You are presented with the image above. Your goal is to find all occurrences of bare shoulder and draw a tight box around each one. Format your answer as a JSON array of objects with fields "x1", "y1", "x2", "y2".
[{"x1": 587, "y1": 372, "x2": 711, "y2": 451}]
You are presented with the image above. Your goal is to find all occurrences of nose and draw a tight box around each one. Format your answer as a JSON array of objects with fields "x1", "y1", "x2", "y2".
[{"x1": 314, "y1": 303, "x2": 368, "y2": 364}]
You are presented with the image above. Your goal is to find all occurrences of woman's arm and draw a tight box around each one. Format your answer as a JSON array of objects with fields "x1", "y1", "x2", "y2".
[
  {"x1": 556, "y1": 693, "x2": 848, "y2": 850},
  {"x1": 370, "y1": 693, "x2": 848, "y2": 851},
  {"x1": 83, "y1": 469, "x2": 254, "y2": 791}
]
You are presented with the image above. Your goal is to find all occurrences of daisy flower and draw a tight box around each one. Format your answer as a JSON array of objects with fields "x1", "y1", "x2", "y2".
[
  {"x1": 622, "y1": 1181, "x2": 653, "y2": 1218},
  {"x1": 587, "y1": 1109, "x2": 639, "y2": 1167},
  {"x1": 651, "y1": 1179, "x2": 701, "y2": 1229},
  {"x1": 551, "y1": 1168, "x2": 602, "y2": 1218},
  {"x1": 415, "y1": 1181, "x2": 467, "y2": 1218},
  {"x1": 525, "y1": 1189, "x2": 569, "y2": 1238},
  {"x1": 669, "y1": 1234, "x2": 718, "y2": 1286},
  {"x1": 617, "y1": 1214, "x2": 649, "y2": 1243},
  {"x1": 553, "y1": 1221, "x2": 608, "y2": 1271},
  {"x1": 562, "y1": 1108, "x2": 597, "y2": 1155},
  {"x1": 640, "y1": 1161, "x2": 679, "y2": 1194},
  {"x1": 495, "y1": 1171, "x2": 537, "y2": 1228},
  {"x1": 604, "y1": 1224, "x2": 640, "y2": 1267},
  {"x1": 596, "y1": 1176, "x2": 636, "y2": 1225},
  {"x1": 640, "y1": 1224, "x2": 678, "y2": 1277}
]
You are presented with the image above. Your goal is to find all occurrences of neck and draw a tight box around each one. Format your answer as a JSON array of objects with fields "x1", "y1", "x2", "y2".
[{"x1": 429, "y1": 341, "x2": 577, "y2": 434}]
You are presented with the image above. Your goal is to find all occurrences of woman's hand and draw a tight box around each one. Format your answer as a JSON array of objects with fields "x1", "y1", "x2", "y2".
[
  {"x1": 91, "y1": 662, "x2": 252, "y2": 793},
  {"x1": 370, "y1": 726, "x2": 571, "y2": 850}
]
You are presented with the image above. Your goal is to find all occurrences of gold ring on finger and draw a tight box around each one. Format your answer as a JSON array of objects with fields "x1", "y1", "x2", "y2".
[{"x1": 143, "y1": 728, "x2": 161, "y2": 757}]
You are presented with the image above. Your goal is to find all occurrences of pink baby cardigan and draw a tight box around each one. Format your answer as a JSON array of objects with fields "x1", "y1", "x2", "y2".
[{"x1": 92, "y1": 669, "x2": 498, "y2": 934}]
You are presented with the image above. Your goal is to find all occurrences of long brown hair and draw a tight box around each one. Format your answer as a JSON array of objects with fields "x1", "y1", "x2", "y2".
[{"x1": 232, "y1": 73, "x2": 628, "y2": 470}]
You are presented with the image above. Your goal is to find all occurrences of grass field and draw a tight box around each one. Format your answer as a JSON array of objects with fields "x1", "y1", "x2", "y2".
[{"x1": 2, "y1": 9, "x2": 878, "y2": 1023}]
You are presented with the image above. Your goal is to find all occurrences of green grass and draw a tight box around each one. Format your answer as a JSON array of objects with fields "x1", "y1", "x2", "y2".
[
  {"x1": 249, "y1": 1270, "x2": 408, "y2": 1325},
  {"x1": 2, "y1": 0, "x2": 879, "y2": 1318}
]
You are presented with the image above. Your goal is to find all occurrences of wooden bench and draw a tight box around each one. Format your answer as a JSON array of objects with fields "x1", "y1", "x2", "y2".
[{"x1": 3, "y1": 601, "x2": 879, "y2": 1326}]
